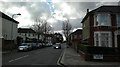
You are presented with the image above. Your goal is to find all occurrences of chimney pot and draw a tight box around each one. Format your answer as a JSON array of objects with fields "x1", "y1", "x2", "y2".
[{"x1": 87, "y1": 9, "x2": 89, "y2": 13}]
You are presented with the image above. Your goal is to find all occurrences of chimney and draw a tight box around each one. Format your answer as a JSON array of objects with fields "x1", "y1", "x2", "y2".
[{"x1": 87, "y1": 9, "x2": 89, "y2": 13}]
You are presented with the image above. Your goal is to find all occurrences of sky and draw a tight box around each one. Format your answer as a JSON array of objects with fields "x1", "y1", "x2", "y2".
[{"x1": 0, "y1": 0, "x2": 120, "y2": 33}]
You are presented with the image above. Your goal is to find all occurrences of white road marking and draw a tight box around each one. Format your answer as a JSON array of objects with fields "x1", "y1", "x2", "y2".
[{"x1": 8, "y1": 55, "x2": 29, "y2": 63}]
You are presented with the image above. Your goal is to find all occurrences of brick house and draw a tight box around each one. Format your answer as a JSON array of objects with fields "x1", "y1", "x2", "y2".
[
  {"x1": 81, "y1": 6, "x2": 120, "y2": 61},
  {"x1": 68, "y1": 29, "x2": 82, "y2": 52}
]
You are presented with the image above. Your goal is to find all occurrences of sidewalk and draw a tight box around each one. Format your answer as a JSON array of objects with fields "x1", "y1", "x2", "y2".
[
  {"x1": 60, "y1": 47, "x2": 120, "y2": 66},
  {"x1": 2, "y1": 49, "x2": 17, "y2": 55}
]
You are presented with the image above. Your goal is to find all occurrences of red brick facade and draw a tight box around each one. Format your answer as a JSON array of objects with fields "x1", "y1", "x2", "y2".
[{"x1": 81, "y1": 6, "x2": 120, "y2": 61}]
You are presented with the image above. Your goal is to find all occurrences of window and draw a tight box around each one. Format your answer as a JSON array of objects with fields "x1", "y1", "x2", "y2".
[
  {"x1": 83, "y1": 23, "x2": 85, "y2": 28},
  {"x1": 117, "y1": 14, "x2": 120, "y2": 27},
  {"x1": 25, "y1": 33, "x2": 26, "y2": 36},
  {"x1": 95, "y1": 13, "x2": 111, "y2": 26},
  {"x1": 28, "y1": 33, "x2": 30, "y2": 36},
  {"x1": 94, "y1": 32, "x2": 112, "y2": 47},
  {"x1": 100, "y1": 33, "x2": 109, "y2": 47},
  {"x1": 33, "y1": 34, "x2": 34, "y2": 36}
]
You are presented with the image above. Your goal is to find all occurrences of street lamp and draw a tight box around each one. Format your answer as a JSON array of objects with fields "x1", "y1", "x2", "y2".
[
  {"x1": 11, "y1": 13, "x2": 21, "y2": 49},
  {"x1": 12, "y1": 13, "x2": 21, "y2": 18}
]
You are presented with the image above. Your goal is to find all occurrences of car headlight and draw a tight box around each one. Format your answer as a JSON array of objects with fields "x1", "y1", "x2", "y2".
[{"x1": 56, "y1": 47, "x2": 58, "y2": 48}]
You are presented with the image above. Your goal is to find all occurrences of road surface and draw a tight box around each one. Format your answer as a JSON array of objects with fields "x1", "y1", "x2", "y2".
[{"x1": 2, "y1": 44, "x2": 65, "y2": 67}]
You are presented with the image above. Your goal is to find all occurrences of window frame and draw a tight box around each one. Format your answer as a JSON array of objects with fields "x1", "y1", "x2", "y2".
[
  {"x1": 94, "y1": 13, "x2": 111, "y2": 26},
  {"x1": 94, "y1": 31, "x2": 112, "y2": 47}
]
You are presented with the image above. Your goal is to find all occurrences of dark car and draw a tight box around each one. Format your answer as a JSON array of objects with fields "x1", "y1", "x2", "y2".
[
  {"x1": 31, "y1": 43, "x2": 38, "y2": 49},
  {"x1": 53, "y1": 43, "x2": 61, "y2": 49}
]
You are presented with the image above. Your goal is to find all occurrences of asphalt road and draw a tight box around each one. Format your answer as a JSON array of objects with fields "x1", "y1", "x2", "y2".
[{"x1": 2, "y1": 44, "x2": 65, "y2": 66}]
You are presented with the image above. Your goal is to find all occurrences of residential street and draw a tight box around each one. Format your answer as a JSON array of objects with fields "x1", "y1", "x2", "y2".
[{"x1": 2, "y1": 44, "x2": 65, "y2": 66}]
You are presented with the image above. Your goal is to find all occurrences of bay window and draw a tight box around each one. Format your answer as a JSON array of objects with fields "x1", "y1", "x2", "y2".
[
  {"x1": 95, "y1": 13, "x2": 111, "y2": 26},
  {"x1": 117, "y1": 14, "x2": 120, "y2": 27},
  {"x1": 94, "y1": 32, "x2": 112, "y2": 47}
]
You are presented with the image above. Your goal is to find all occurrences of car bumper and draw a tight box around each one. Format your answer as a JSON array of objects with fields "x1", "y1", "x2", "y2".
[
  {"x1": 54, "y1": 47, "x2": 61, "y2": 49},
  {"x1": 18, "y1": 48, "x2": 28, "y2": 51}
]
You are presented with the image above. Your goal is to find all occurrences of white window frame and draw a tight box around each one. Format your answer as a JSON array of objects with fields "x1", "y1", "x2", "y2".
[
  {"x1": 94, "y1": 13, "x2": 111, "y2": 26},
  {"x1": 94, "y1": 31, "x2": 112, "y2": 47},
  {"x1": 116, "y1": 14, "x2": 120, "y2": 27}
]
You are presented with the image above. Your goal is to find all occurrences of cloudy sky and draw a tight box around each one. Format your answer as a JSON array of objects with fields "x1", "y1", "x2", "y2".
[{"x1": 0, "y1": 0, "x2": 120, "y2": 32}]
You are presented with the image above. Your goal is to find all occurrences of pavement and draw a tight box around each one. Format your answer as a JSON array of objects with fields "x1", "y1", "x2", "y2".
[
  {"x1": 59, "y1": 46, "x2": 120, "y2": 67},
  {"x1": 0, "y1": 49, "x2": 17, "y2": 55}
]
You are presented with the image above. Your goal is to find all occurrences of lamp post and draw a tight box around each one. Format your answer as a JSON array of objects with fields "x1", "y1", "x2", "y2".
[
  {"x1": 12, "y1": 13, "x2": 21, "y2": 18},
  {"x1": 11, "y1": 13, "x2": 21, "y2": 50}
]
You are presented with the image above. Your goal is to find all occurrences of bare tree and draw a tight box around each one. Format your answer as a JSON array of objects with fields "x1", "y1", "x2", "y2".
[
  {"x1": 32, "y1": 17, "x2": 52, "y2": 41},
  {"x1": 62, "y1": 19, "x2": 72, "y2": 42}
]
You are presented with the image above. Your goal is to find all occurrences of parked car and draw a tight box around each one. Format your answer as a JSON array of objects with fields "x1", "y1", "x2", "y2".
[
  {"x1": 49, "y1": 43, "x2": 52, "y2": 46},
  {"x1": 46, "y1": 43, "x2": 53, "y2": 47},
  {"x1": 38, "y1": 43, "x2": 43, "y2": 48},
  {"x1": 31, "y1": 43, "x2": 37, "y2": 49},
  {"x1": 53, "y1": 43, "x2": 61, "y2": 49},
  {"x1": 36, "y1": 43, "x2": 43, "y2": 48},
  {"x1": 42, "y1": 43, "x2": 46, "y2": 47},
  {"x1": 18, "y1": 43, "x2": 32, "y2": 51}
]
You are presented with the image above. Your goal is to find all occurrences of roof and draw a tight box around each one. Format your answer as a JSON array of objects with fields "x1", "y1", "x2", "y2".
[
  {"x1": 81, "y1": 6, "x2": 120, "y2": 23},
  {"x1": 44, "y1": 34, "x2": 54, "y2": 37},
  {"x1": 0, "y1": 11, "x2": 19, "y2": 24},
  {"x1": 18, "y1": 28, "x2": 36, "y2": 33},
  {"x1": 71, "y1": 29, "x2": 82, "y2": 35}
]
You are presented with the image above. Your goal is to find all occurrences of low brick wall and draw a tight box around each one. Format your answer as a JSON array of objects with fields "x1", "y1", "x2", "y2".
[
  {"x1": 79, "y1": 46, "x2": 120, "y2": 62},
  {"x1": 84, "y1": 53, "x2": 120, "y2": 62}
]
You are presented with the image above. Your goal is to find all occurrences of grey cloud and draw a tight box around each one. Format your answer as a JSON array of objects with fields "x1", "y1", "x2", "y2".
[{"x1": 0, "y1": 1, "x2": 119, "y2": 31}]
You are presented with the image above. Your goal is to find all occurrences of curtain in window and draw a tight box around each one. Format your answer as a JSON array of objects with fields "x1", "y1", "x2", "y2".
[
  {"x1": 100, "y1": 33, "x2": 109, "y2": 47},
  {"x1": 96, "y1": 14, "x2": 111, "y2": 26}
]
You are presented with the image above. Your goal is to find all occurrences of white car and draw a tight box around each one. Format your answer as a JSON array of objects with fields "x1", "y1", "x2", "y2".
[{"x1": 18, "y1": 43, "x2": 31, "y2": 51}]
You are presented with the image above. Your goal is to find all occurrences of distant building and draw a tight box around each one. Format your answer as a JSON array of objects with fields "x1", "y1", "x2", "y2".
[
  {"x1": 45, "y1": 34, "x2": 53, "y2": 43},
  {"x1": 0, "y1": 11, "x2": 19, "y2": 50},
  {"x1": 68, "y1": 29, "x2": 82, "y2": 52},
  {"x1": 18, "y1": 28, "x2": 37, "y2": 45},
  {"x1": 81, "y1": 6, "x2": 120, "y2": 61}
]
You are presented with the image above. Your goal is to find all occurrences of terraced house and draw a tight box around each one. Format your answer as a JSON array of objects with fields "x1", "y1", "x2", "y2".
[{"x1": 81, "y1": 6, "x2": 120, "y2": 61}]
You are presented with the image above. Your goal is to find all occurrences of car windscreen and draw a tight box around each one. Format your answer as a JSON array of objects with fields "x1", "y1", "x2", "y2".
[{"x1": 21, "y1": 44, "x2": 27, "y2": 46}]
